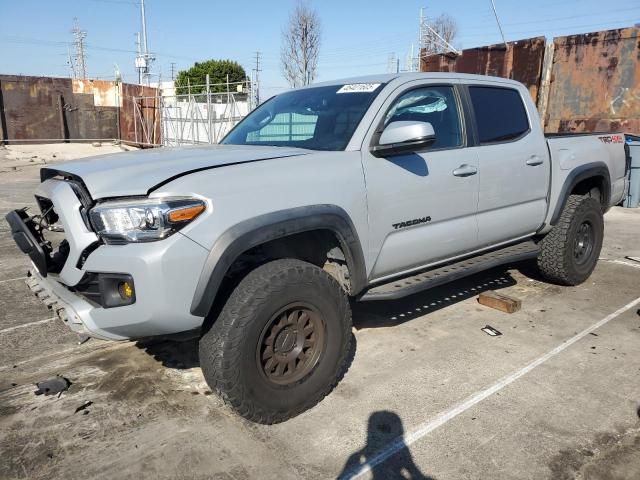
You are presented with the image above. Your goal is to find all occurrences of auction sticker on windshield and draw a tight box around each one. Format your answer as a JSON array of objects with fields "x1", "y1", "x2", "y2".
[{"x1": 337, "y1": 83, "x2": 381, "y2": 94}]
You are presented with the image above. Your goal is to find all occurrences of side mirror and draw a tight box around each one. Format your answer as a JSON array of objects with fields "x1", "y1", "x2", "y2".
[{"x1": 371, "y1": 121, "x2": 436, "y2": 157}]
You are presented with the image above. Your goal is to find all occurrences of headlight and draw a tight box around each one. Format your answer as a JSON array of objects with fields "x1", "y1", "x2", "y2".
[{"x1": 89, "y1": 197, "x2": 205, "y2": 244}]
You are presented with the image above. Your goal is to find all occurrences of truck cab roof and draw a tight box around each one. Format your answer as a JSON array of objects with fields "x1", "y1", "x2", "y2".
[{"x1": 300, "y1": 72, "x2": 526, "y2": 90}]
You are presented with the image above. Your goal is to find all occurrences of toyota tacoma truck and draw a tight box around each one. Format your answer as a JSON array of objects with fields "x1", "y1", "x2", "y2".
[{"x1": 6, "y1": 73, "x2": 631, "y2": 423}]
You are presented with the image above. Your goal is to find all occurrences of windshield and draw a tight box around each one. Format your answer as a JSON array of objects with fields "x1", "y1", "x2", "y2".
[{"x1": 221, "y1": 83, "x2": 385, "y2": 151}]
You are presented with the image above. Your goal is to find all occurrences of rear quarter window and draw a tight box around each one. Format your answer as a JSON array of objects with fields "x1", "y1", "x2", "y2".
[{"x1": 469, "y1": 86, "x2": 530, "y2": 144}]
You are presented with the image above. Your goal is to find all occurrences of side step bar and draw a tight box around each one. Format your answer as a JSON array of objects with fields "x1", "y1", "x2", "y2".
[{"x1": 360, "y1": 240, "x2": 540, "y2": 301}]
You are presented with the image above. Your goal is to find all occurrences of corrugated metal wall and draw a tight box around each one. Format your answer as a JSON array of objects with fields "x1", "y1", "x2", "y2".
[
  {"x1": 421, "y1": 37, "x2": 546, "y2": 103},
  {"x1": 421, "y1": 27, "x2": 640, "y2": 134},
  {"x1": 545, "y1": 28, "x2": 640, "y2": 133},
  {"x1": 0, "y1": 75, "x2": 159, "y2": 144},
  {"x1": 120, "y1": 83, "x2": 161, "y2": 145}
]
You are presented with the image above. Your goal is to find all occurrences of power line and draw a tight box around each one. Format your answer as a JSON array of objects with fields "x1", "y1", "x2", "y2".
[
  {"x1": 457, "y1": 18, "x2": 636, "y2": 41},
  {"x1": 460, "y1": 5, "x2": 640, "y2": 32},
  {"x1": 1, "y1": 34, "x2": 200, "y2": 62},
  {"x1": 85, "y1": 0, "x2": 139, "y2": 4}
]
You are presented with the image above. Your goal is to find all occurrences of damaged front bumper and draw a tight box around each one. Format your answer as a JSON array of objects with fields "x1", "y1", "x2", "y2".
[
  {"x1": 25, "y1": 269, "x2": 112, "y2": 340},
  {"x1": 7, "y1": 177, "x2": 210, "y2": 341}
]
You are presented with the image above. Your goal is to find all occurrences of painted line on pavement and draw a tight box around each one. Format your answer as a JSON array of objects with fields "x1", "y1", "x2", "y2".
[
  {"x1": 0, "y1": 317, "x2": 56, "y2": 335},
  {"x1": 609, "y1": 259, "x2": 640, "y2": 270},
  {"x1": 345, "y1": 295, "x2": 640, "y2": 479},
  {"x1": 0, "y1": 276, "x2": 27, "y2": 284}
]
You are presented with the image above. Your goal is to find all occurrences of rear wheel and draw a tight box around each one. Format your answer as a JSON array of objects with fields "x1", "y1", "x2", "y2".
[
  {"x1": 537, "y1": 194, "x2": 604, "y2": 285},
  {"x1": 199, "y1": 258, "x2": 352, "y2": 424}
]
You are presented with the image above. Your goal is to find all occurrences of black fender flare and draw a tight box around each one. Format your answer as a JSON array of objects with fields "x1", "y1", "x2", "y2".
[
  {"x1": 190, "y1": 205, "x2": 367, "y2": 317},
  {"x1": 550, "y1": 162, "x2": 611, "y2": 226}
]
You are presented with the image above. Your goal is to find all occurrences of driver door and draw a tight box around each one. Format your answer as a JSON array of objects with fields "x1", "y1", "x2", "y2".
[{"x1": 361, "y1": 81, "x2": 480, "y2": 280}]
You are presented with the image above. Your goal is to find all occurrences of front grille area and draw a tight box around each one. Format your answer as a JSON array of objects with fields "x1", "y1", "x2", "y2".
[
  {"x1": 33, "y1": 177, "x2": 97, "y2": 276},
  {"x1": 70, "y1": 273, "x2": 102, "y2": 306},
  {"x1": 32, "y1": 196, "x2": 69, "y2": 274}
]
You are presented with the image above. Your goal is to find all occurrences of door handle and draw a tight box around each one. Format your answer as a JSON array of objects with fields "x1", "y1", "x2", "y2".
[
  {"x1": 526, "y1": 156, "x2": 544, "y2": 166},
  {"x1": 452, "y1": 164, "x2": 478, "y2": 177}
]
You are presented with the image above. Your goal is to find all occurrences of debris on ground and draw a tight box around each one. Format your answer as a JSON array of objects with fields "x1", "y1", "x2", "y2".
[
  {"x1": 625, "y1": 256, "x2": 640, "y2": 263},
  {"x1": 34, "y1": 376, "x2": 72, "y2": 396},
  {"x1": 74, "y1": 401, "x2": 93, "y2": 414},
  {"x1": 478, "y1": 290, "x2": 522, "y2": 313},
  {"x1": 481, "y1": 325, "x2": 503, "y2": 336}
]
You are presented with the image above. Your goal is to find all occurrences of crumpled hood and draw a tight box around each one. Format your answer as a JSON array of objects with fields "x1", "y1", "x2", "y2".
[{"x1": 43, "y1": 144, "x2": 311, "y2": 199}]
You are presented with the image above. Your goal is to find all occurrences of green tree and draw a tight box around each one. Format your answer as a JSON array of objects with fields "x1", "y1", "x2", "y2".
[{"x1": 175, "y1": 59, "x2": 247, "y2": 95}]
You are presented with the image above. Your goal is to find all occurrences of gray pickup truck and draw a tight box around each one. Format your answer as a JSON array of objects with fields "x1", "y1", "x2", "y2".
[{"x1": 7, "y1": 73, "x2": 631, "y2": 423}]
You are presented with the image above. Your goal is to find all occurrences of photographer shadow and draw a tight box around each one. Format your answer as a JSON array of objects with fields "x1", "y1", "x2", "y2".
[{"x1": 337, "y1": 410, "x2": 436, "y2": 480}]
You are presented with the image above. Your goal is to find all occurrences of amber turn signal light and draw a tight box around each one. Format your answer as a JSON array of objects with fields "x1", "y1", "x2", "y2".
[
  {"x1": 168, "y1": 204, "x2": 205, "y2": 223},
  {"x1": 118, "y1": 281, "x2": 134, "y2": 300}
]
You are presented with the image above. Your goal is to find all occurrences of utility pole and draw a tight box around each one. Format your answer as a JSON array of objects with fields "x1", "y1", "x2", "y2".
[
  {"x1": 135, "y1": 32, "x2": 142, "y2": 84},
  {"x1": 71, "y1": 17, "x2": 87, "y2": 79},
  {"x1": 489, "y1": 0, "x2": 509, "y2": 50},
  {"x1": 140, "y1": 0, "x2": 149, "y2": 55},
  {"x1": 252, "y1": 51, "x2": 262, "y2": 106},
  {"x1": 135, "y1": 0, "x2": 155, "y2": 85},
  {"x1": 170, "y1": 62, "x2": 177, "y2": 81}
]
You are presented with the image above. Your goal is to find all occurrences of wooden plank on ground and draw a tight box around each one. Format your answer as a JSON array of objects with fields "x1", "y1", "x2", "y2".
[{"x1": 478, "y1": 290, "x2": 521, "y2": 314}]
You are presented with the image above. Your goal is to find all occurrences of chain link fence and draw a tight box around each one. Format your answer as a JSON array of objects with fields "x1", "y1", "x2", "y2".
[{"x1": 131, "y1": 80, "x2": 253, "y2": 147}]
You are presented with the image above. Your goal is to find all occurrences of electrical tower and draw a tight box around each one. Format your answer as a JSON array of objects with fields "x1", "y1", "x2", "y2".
[
  {"x1": 170, "y1": 62, "x2": 177, "y2": 81},
  {"x1": 387, "y1": 53, "x2": 399, "y2": 74},
  {"x1": 418, "y1": 6, "x2": 460, "y2": 65},
  {"x1": 135, "y1": 0, "x2": 155, "y2": 85},
  {"x1": 405, "y1": 44, "x2": 419, "y2": 72},
  {"x1": 71, "y1": 17, "x2": 88, "y2": 79},
  {"x1": 252, "y1": 51, "x2": 262, "y2": 107},
  {"x1": 66, "y1": 45, "x2": 76, "y2": 79}
]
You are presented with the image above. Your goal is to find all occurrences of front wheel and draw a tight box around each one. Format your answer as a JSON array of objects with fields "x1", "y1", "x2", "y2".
[
  {"x1": 199, "y1": 258, "x2": 352, "y2": 424},
  {"x1": 537, "y1": 194, "x2": 604, "y2": 286}
]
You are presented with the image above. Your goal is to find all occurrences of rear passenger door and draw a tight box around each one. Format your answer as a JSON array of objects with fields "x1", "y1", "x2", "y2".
[{"x1": 468, "y1": 85, "x2": 550, "y2": 247}]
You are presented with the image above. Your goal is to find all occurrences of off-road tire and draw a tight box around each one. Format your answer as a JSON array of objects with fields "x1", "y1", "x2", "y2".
[
  {"x1": 537, "y1": 194, "x2": 604, "y2": 286},
  {"x1": 199, "y1": 258, "x2": 352, "y2": 424}
]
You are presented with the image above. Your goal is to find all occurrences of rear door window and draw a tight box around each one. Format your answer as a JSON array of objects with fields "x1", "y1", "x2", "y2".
[{"x1": 469, "y1": 87, "x2": 530, "y2": 144}]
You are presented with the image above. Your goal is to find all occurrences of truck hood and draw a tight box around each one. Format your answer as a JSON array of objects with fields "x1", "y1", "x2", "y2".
[{"x1": 43, "y1": 144, "x2": 311, "y2": 199}]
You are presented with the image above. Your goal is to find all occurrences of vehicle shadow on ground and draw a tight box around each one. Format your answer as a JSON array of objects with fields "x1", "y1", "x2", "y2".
[
  {"x1": 352, "y1": 265, "x2": 519, "y2": 329},
  {"x1": 337, "y1": 410, "x2": 436, "y2": 480},
  {"x1": 135, "y1": 334, "x2": 201, "y2": 369},
  {"x1": 135, "y1": 331, "x2": 359, "y2": 380},
  {"x1": 134, "y1": 265, "x2": 519, "y2": 377}
]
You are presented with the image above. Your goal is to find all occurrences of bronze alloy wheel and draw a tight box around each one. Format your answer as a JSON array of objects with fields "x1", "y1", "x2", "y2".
[
  {"x1": 257, "y1": 303, "x2": 326, "y2": 386},
  {"x1": 199, "y1": 259, "x2": 352, "y2": 423}
]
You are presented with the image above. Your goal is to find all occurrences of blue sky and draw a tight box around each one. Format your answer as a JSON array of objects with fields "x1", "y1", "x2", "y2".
[{"x1": 2, "y1": 0, "x2": 639, "y2": 98}]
